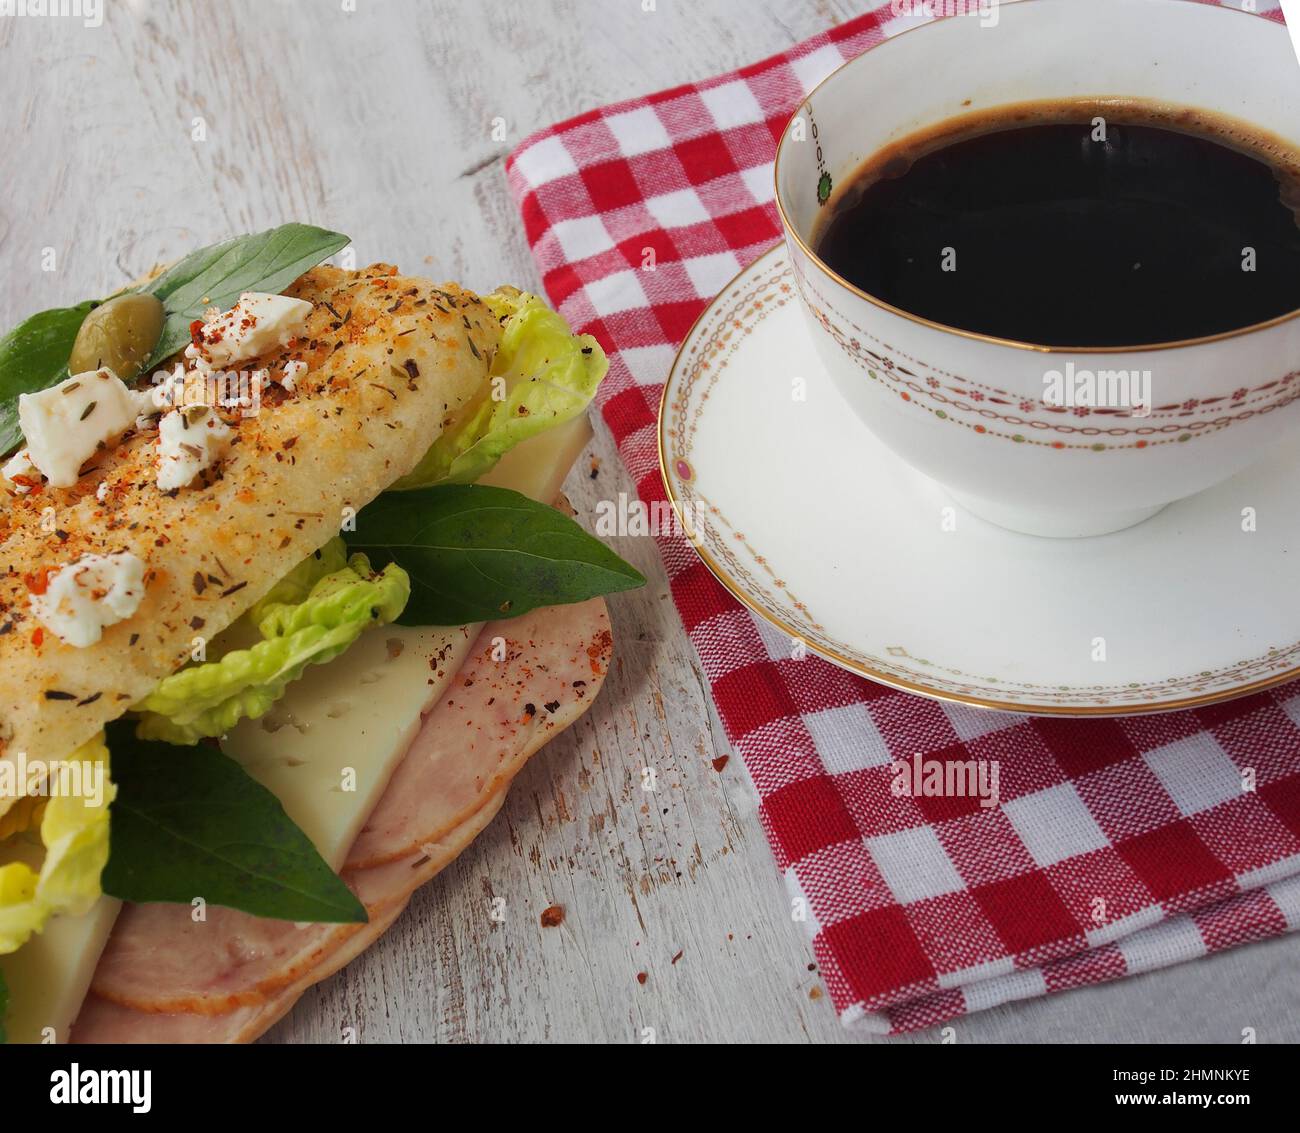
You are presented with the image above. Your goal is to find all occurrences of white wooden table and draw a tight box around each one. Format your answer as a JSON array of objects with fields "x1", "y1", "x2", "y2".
[{"x1": 3, "y1": 0, "x2": 1296, "y2": 1044}]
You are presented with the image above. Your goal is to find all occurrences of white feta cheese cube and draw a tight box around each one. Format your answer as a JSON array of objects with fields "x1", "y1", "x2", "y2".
[
  {"x1": 157, "y1": 406, "x2": 233, "y2": 491},
  {"x1": 185, "y1": 292, "x2": 313, "y2": 369},
  {"x1": 2, "y1": 448, "x2": 41, "y2": 493},
  {"x1": 280, "y1": 359, "x2": 309, "y2": 393},
  {"x1": 29, "y1": 552, "x2": 146, "y2": 648},
  {"x1": 17, "y1": 368, "x2": 141, "y2": 488}
]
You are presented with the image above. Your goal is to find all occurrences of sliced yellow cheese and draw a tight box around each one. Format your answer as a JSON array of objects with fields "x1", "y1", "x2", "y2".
[
  {"x1": 479, "y1": 413, "x2": 593, "y2": 504},
  {"x1": 0, "y1": 898, "x2": 121, "y2": 1044},
  {"x1": 222, "y1": 623, "x2": 477, "y2": 870},
  {"x1": 219, "y1": 415, "x2": 595, "y2": 868}
]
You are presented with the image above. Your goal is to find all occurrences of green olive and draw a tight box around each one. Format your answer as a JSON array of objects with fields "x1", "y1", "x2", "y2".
[{"x1": 68, "y1": 292, "x2": 166, "y2": 381}]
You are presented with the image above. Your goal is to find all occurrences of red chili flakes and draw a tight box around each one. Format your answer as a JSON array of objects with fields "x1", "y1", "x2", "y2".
[
  {"x1": 23, "y1": 567, "x2": 54, "y2": 595},
  {"x1": 30, "y1": 627, "x2": 44, "y2": 647},
  {"x1": 636, "y1": 972, "x2": 648, "y2": 986},
  {"x1": 711, "y1": 755, "x2": 730, "y2": 773},
  {"x1": 670, "y1": 949, "x2": 684, "y2": 965},
  {"x1": 540, "y1": 905, "x2": 564, "y2": 928},
  {"x1": 587, "y1": 628, "x2": 613, "y2": 675}
]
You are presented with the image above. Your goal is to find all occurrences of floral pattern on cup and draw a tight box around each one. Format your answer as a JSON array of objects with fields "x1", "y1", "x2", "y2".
[{"x1": 791, "y1": 257, "x2": 1300, "y2": 453}]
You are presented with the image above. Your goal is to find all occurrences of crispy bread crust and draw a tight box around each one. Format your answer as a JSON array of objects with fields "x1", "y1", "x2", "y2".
[{"x1": 0, "y1": 265, "x2": 499, "y2": 804}]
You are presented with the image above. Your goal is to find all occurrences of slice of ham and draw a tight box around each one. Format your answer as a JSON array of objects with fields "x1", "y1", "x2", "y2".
[
  {"x1": 80, "y1": 899, "x2": 385, "y2": 1016},
  {"x1": 72, "y1": 900, "x2": 410, "y2": 1044},
  {"x1": 75, "y1": 599, "x2": 611, "y2": 1037},
  {"x1": 73, "y1": 798, "x2": 514, "y2": 1044},
  {"x1": 347, "y1": 789, "x2": 506, "y2": 910},
  {"x1": 346, "y1": 598, "x2": 613, "y2": 868}
]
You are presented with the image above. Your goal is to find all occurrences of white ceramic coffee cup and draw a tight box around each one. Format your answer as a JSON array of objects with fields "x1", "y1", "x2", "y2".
[{"x1": 776, "y1": 0, "x2": 1300, "y2": 537}]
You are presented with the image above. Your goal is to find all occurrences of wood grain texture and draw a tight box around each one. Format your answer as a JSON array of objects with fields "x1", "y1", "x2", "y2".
[{"x1": 1, "y1": 0, "x2": 1296, "y2": 1044}]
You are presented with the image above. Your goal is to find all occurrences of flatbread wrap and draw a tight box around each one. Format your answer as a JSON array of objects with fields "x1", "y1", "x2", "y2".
[{"x1": 0, "y1": 226, "x2": 641, "y2": 1043}]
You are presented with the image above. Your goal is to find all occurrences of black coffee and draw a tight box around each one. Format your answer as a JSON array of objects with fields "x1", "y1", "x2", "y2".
[{"x1": 814, "y1": 101, "x2": 1300, "y2": 347}]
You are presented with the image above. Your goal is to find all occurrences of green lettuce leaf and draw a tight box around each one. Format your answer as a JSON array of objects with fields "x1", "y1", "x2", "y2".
[
  {"x1": 0, "y1": 732, "x2": 115, "y2": 958},
  {"x1": 392, "y1": 290, "x2": 607, "y2": 489},
  {"x1": 133, "y1": 549, "x2": 409, "y2": 744},
  {"x1": 246, "y1": 536, "x2": 349, "y2": 626}
]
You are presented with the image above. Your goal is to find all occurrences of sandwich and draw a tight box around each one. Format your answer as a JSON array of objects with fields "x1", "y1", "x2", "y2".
[{"x1": 0, "y1": 224, "x2": 642, "y2": 1043}]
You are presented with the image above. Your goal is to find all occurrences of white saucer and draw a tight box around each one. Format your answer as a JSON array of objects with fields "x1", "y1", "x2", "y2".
[{"x1": 659, "y1": 245, "x2": 1300, "y2": 716}]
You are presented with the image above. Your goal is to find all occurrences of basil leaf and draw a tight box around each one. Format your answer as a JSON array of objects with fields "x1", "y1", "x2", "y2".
[
  {"x1": 347, "y1": 484, "x2": 645, "y2": 626},
  {"x1": 139, "y1": 223, "x2": 349, "y2": 370},
  {"x1": 101, "y1": 722, "x2": 366, "y2": 924},
  {"x1": 0, "y1": 301, "x2": 95, "y2": 454}
]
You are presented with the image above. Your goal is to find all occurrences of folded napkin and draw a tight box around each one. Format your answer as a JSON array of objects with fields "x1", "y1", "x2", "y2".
[{"x1": 506, "y1": 0, "x2": 1300, "y2": 1032}]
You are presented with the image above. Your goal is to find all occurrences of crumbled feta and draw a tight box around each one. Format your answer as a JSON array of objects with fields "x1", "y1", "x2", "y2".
[
  {"x1": 30, "y1": 551, "x2": 146, "y2": 648},
  {"x1": 17, "y1": 368, "x2": 142, "y2": 488},
  {"x1": 95, "y1": 480, "x2": 109, "y2": 503},
  {"x1": 184, "y1": 292, "x2": 313, "y2": 369},
  {"x1": 2, "y1": 448, "x2": 40, "y2": 493},
  {"x1": 157, "y1": 406, "x2": 232, "y2": 490},
  {"x1": 280, "y1": 359, "x2": 309, "y2": 394},
  {"x1": 140, "y1": 363, "x2": 186, "y2": 420}
]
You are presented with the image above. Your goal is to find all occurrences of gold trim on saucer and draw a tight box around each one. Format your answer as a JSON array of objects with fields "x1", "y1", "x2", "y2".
[{"x1": 656, "y1": 246, "x2": 1300, "y2": 716}]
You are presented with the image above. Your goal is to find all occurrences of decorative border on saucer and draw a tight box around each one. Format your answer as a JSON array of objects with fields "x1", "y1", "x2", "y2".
[
  {"x1": 665, "y1": 252, "x2": 795, "y2": 470},
  {"x1": 660, "y1": 247, "x2": 1300, "y2": 713},
  {"x1": 689, "y1": 484, "x2": 1300, "y2": 707},
  {"x1": 791, "y1": 257, "x2": 1300, "y2": 453}
]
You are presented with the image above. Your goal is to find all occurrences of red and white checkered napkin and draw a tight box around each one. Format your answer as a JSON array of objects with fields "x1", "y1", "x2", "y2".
[{"x1": 506, "y1": 0, "x2": 1300, "y2": 1032}]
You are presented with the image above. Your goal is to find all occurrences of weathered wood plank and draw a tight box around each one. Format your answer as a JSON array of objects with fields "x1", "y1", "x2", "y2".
[{"x1": 1, "y1": 0, "x2": 1294, "y2": 1045}]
